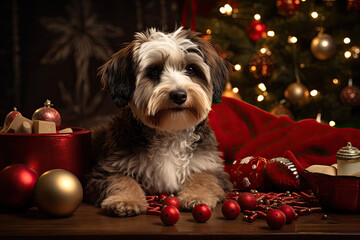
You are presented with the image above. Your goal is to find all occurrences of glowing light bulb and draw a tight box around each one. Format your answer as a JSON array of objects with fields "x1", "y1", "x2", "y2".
[
  {"x1": 234, "y1": 64, "x2": 241, "y2": 71},
  {"x1": 258, "y1": 83, "x2": 266, "y2": 92},
  {"x1": 311, "y1": 12, "x2": 319, "y2": 19},
  {"x1": 254, "y1": 14, "x2": 261, "y2": 20},
  {"x1": 344, "y1": 51, "x2": 352, "y2": 58},
  {"x1": 267, "y1": 31, "x2": 275, "y2": 37},
  {"x1": 260, "y1": 48, "x2": 267, "y2": 54},
  {"x1": 329, "y1": 121, "x2": 336, "y2": 127},
  {"x1": 220, "y1": 7, "x2": 226, "y2": 14},
  {"x1": 288, "y1": 36, "x2": 297, "y2": 44},
  {"x1": 332, "y1": 78, "x2": 339, "y2": 85},
  {"x1": 257, "y1": 95, "x2": 264, "y2": 102},
  {"x1": 206, "y1": 29, "x2": 211, "y2": 35},
  {"x1": 232, "y1": 87, "x2": 239, "y2": 93},
  {"x1": 310, "y1": 89, "x2": 318, "y2": 97},
  {"x1": 343, "y1": 37, "x2": 351, "y2": 44}
]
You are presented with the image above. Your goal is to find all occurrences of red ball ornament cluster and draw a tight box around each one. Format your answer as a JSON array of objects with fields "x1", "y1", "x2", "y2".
[
  {"x1": 246, "y1": 20, "x2": 266, "y2": 41},
  {"x1": 276, "y1": 0, "x2": 301, "y2": 16}
]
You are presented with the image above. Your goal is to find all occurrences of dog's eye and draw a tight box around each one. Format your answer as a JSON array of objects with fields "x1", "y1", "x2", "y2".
[
  {"x1": 147, "y1": 67, "x2": 162, "y2": 80},
  {"x1": 185, "y1": 65, "x2": 196, "y2": 76}
]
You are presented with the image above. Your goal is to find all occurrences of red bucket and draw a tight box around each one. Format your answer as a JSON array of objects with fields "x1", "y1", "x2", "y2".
[{"x1": 0, "y1": 127, "x2": 91, "y2": 182}]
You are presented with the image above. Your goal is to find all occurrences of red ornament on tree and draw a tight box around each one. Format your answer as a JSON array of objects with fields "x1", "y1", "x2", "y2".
[
  {"x1": 347, "y1": 0, "x2": 360, "y2": 10},
  {"x1": 163, "y1": 196, "x2": 181, "y2": 209},
  {"x1": 230, "y1": 156, "x2": 268, "y2": 191},
  {"x1": 0, "y1": 164, "x2": 38, "y2": 210},
  {"x1": 266, "y1": 209, "x2": 286, "y2": 229},
  {"x1": 340, "y1": 79, "x2": 360, "y2": 107},
  {"x1": 222, "y1": 199, "x2": 241, "y2": 220},
  {"x1": 246, "y1": 20, "x2": 266, "y2": 41},
  {"x1": 160, "y1": 205, "x2": 180, "y2": 225},
  {"x1": 32, "y1": 99, "x2": 61, "y2": 128},
  {"x1": 276, "y1": 0, "x2": 301, "y2": 16},
  {"x1": 192, "y1": 204, "x2": 211, "y2": 222},
  {"x1": 279, "y1": 205, "x2": 296, "y2": 224},
  {"x1": 237, "y1": 192, "x2": 257, "y2": 211},
  {"x1": 2, "y1": 107, "x2": 22, "y2": 131}
]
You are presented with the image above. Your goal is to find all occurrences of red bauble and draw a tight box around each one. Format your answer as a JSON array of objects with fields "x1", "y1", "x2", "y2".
[
  {"x1": 249, "y1": 53, "x2": 276, "y2": 80},
  {"x1": 192, "y1": 204, "x2": 211, "y2": 223},
  {"x1": 3, "y1": 107, "x2": 22, "y2": 130},
  {"x1": 276, "y1": 0, "x2": 301, "y2": 16},
  {"x1": 279, "y1": 205, "x2": 296, "y2": 224},
  {"x1": 266, "y1": 209, "x2": 286, "y2": 229},
  {"x1": 230, "y1": 156, "x2": 268, "y2": 191},
  {"x1": 222, "y1": 200, "x2": 241, "y2": 220},
  {"x1": 237, "y1": 192, "x2": 257, "y2": 211},
  {"x1": 340, "y1": 85, "x2": 360, "y2": 107},
  {"x1": 32, "y1": 99, "x2": 61, "y2": 128},
  {"x1": 246, "y1": 20, "x2": 266, "y2": 41},
  {"x1": 160, "y1": 205, "x2": 180, "y2": 225},
  {"x1": 0, "y1": 164, "x2": 38, "y2": 210},
  {"x1": 163, "y1": 196, "x2": 181, "y2": 209}
]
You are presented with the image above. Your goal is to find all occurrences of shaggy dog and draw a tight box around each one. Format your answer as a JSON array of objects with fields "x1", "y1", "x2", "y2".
[{"x1": 85, "y1": 27, "x2": 233, "y2": 217}]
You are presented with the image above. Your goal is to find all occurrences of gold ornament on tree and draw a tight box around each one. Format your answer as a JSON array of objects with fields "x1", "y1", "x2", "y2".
[
  {"x1": 270, "y1": 100, "x2": 294, "y2": 119},
  {"x1": 33, "y1": 169, "x2": 83, "y2": 217},
  {"x1": 310, "y1": 30, "x2": 336, "y2": 61}
]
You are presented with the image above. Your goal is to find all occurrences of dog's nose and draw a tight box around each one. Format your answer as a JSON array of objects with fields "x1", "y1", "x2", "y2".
[{"x1": 170, "y1": 90, "x2": 187, "y2": 105}]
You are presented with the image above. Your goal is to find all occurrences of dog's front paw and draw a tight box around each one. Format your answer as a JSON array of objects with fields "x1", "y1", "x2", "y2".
[
  {"x1": 101, "y1": 195, "x2": 148, "y2": 217},
  {"x1": 177, "y1": 194, "x2": 219, "y2": 211}
]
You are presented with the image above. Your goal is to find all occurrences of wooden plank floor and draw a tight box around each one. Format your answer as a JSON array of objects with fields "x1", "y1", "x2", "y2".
[{"x1": 1, "y1": 203, "x2": 360, "y2": 240}]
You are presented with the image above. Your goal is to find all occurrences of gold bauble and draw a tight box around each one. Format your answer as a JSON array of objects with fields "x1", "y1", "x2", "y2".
[
  {"x1": 33, "y1": 169, "x2": 83, "y2": 217},
  {"x1": 310, "y1": 33, "x2": 336, "y2": 61},
  {"x1": 284, "y1": 82, "x2": 310, "y2": 106},
  {"x1": 270, "y1": 104, "x2": 294, "y2": 119}
]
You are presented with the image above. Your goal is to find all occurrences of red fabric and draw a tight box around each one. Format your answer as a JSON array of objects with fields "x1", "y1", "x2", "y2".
[{"x1": 208, "y1": 97, "x2": 360, "y2": 171}]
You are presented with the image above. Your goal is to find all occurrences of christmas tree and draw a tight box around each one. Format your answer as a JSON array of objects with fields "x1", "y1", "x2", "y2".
[{"x1": 196, "y1": 0, "x2": 360, "y2": 129}]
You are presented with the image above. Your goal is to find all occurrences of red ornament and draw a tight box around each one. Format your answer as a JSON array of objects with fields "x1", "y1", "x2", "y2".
[
  {"x1": 222, "y1": 199, "x2": 241, "y2": 220},
  {"x1": 160, "y1": 205, "x2": 180, "y2": 225},
  {"x1": 279, "y1": 205, "x2": 296, "y2": 224},
  {"x1": 347, "y1": 0, "x2": 360, "y2": 10},
  {"x1": 0, "y1": 164, "x2": 38, "y2": 210},
  {"x1": 32, "y1": 99, "x2": 61, "y2": 128},
  {"x1": 249, "y1": 52, "x2": 276, "y2": 80},
  {"x1": 246, "y1": 20, "x2": 266, "y2": 41},
  {"x1": 163, "y1": 196, "x2": 181, "y2": 209},
  {"x1": 276, "y1": 0, "x2": 301, "y2": 16},
  {"x1": 3, "y1": 107, "x2": 22, "y2": 131},
  {"x1": 192, "y1": 204, "x2": 211, "y2": 222},
  {"x1": 340, "y1": 85, "x2": 360, "y2": 107},
  {"x1": 237, "y1": 192, "x2": 257, "y2": 211},
  {"x1": 230, "y1": 156, "x2": 268, "y2": 191},
  {"x1": 266, "y1": 209, "x2": 286, "y2": 229},
  {"x1": 264, "y1": 157, "x2": 301, "y2": 191}
]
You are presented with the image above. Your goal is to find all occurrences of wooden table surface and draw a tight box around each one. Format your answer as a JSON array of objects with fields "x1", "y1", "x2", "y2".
[{"x1": 1, "y1": 203, "x2": 360, "y2": 240}]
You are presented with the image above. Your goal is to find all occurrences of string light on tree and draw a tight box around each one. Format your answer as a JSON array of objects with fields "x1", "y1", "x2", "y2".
[
  {"x1": 344, "y1": 51, "x2": 352, "y2": 58},
  {"x1": 288, "y1": 36, "x2": 298, "y2": 44},
  {"x1": 233, "y1": 87, "x2": 239, "y2": 93},
  {"x1": 333, "y1": 78, "x2": 339, "y2": 85},
  {"x1": 344, "y1": 37, "x2": 351, "y2": 44},
  {"x1": 254, "y1": 14, "x2": 261, "y2": 20},
  {"x1": 311, "y1": 11, "x2": 319, "y2": 19},
  {"x1": 234, "y1": 64, "x2": 241, "y2": 71},
  {"x1": 257, "y1": 95, "x2": 265, "y2": 102},
  {"x1": 258, "y1": 83, "x2": 267, "y2": 92},
  {"x1": 329, "y1": 121, "x2": 336, "y2": 127},
  {"x1": 310, "y1": 89, "x2": 319, "y2": 97},
  {"x1": 267, "y1": 30, "x2": 275, "y2": 37}
]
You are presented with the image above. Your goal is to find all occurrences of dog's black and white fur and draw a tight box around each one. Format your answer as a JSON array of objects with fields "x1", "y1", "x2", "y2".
[{"x1": 85, "y1": 27, "x2": 233, "y2": 217}]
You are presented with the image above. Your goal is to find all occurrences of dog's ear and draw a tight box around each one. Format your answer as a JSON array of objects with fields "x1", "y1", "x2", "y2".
[
  {"x1": 188, "y1": 31, "x2": 233, "y2": 104},
  {"x1": 98, "y1": 42, "x2": 136, "y2": 108}
]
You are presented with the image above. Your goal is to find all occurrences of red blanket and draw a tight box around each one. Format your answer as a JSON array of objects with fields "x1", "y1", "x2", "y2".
[{"x1": 208, "y1": 97, "x2": 360, "y2": 171}]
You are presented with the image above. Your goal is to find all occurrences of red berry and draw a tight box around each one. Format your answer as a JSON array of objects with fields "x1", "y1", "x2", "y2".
[
  {"x1": 192, "y1": 204, "x2": 211, "y2": 223},
  {"x1": 160, "y1": 205, "x2": 180, "y2": 225},
  {"x1": 222, "y1": 200, "x2": 241, "y2": 220},
  {"x1": 237, "y1": 192, "x2": 257, "y2": 210},
  {"x1": 266, "y1": 209, "x2": 286, "y2": 229},
  {"x1": 163, "y1": 196, "x2": 180, "y2": 209},
  {"x1": 279, "y1": 205, "x2": 296, "y2": 224}
]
